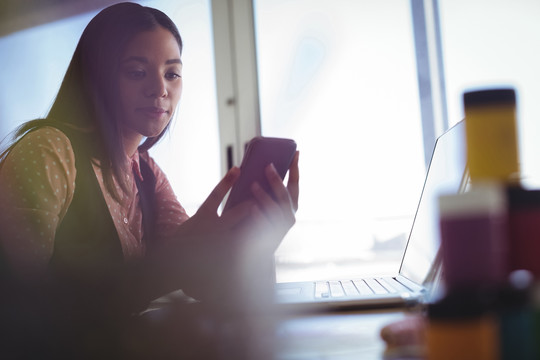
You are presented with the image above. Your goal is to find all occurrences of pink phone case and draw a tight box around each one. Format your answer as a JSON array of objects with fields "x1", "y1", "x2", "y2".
[{"x1": 223, "y1": 136, "x2": 297, "y2": 211}]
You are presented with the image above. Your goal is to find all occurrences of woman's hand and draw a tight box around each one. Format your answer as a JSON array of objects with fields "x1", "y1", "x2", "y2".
[
  {"x1": 175, "y1": 166, "x2": 252, "y2": 244},
  {"x1": 132, "y1": 166, "x2": 251, "y2": 305},
  {"x1": 149, "y1": 152, "x2": 300, "y2": 303},
  {"x1": 180, "y1": 150, "x2": 299, "y2": 254},
  {"x1": 248, "y1": 151, "x2": 299, "y2": 250}
]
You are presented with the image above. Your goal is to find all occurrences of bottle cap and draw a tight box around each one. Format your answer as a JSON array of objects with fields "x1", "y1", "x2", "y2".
[{"x1": 464, "y1": 88, "x2": 516, "y2": 107}]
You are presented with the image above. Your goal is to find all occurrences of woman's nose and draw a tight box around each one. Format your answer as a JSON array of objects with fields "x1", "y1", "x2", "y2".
[{"x1": 144, "y1": 75, "x2": 167, "y2": 98}]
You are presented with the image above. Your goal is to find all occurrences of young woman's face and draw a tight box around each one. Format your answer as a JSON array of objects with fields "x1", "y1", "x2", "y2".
[{"x1": 118, "y1": 26, "x2": 182, "y2": 140}]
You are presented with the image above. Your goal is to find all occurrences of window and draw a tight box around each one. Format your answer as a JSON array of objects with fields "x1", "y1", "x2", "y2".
[
  {"x1": 439, "y1": 0, "x2": 540, "y2": 189},
  {"x1": 0, "y1": 14, "x2": 89, "y2": 137},
  {"x1": 254, "y1": 0, "x2": 426, "y2": 282}
]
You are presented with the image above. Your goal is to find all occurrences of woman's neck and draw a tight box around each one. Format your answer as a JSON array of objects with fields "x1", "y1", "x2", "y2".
[{"x1": 122, "y1": 130, "x2": 144, "y2": 157}]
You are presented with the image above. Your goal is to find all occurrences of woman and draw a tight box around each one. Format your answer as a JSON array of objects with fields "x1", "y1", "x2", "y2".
[{"x1": 0, "y1": 3, "x2": 298, "y2": 315}]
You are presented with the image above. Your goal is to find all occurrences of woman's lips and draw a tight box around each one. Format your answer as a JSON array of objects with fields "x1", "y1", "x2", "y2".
[{"x1": 137, "y1": 106, "x2": 168, "y2": 118}]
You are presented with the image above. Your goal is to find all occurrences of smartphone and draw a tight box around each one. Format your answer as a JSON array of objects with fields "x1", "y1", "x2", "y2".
[{"x1": 223, "y1": 136, "x2": 297, "y2": 211}]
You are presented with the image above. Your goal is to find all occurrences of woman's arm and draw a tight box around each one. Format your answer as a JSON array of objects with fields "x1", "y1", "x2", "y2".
[{"x1": 0, "y1": 127, "x2": 76, "y2": 281}]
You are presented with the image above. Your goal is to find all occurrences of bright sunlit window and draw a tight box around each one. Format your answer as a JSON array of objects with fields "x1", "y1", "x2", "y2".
[
  {"x1": 0, "y1": 14, "x2": 89, "y2": 137},
  {"x1": 254, "y1": 0, "x2": 426, "y2": 282},
  {"x1": 439, "y1": 0, "x2": 540, "y2": 189}
]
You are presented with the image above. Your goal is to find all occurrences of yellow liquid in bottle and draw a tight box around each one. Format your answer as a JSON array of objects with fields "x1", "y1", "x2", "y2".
[{"x1": 465, "y1": 104, "x2": 519, "y2": 184}]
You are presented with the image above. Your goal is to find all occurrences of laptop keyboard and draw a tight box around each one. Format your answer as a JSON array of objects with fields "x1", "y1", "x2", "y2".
[{"x1": 314, "y1": 278, "x2": 401, "y2": 299}]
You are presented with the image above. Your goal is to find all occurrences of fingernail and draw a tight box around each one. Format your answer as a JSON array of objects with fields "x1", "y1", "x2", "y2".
[
  {"x1": 266, "y1": 163, "x2": 276, "y2": 173},
  {"x1": 229, "y1": 166, "x2": 240, "y2": 176}
]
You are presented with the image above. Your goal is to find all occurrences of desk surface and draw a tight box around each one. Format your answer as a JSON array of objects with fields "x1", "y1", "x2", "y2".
[
  {"x1": 276, "y1": 309, "x2": 408, "y2": 360},
  {"x1": 130, "y1": 302, "x2": 414, "y2": 359}
]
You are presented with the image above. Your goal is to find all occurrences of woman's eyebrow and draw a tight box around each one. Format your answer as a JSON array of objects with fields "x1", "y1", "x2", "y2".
[
  {"x1": 166, "y1": 59, "x2": 182, "y2": 65},
  {"x1": 120, "y1": 57, "x2": 182, "y2": 65},
  {"x1": 121, "y1": 56, "x2": 148, "y2": 64}
]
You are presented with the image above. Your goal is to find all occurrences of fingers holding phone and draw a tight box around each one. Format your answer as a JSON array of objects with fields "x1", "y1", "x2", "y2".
[
  {"x1": 247, "y1": 146, "x2": 299, "y2": 249},
  {"x1": 223, "y1": 137, "x2": 297, "y2": 211},
  {"x1": 287, "y1": 151, "x2": 300, "y2": 212},
  {"x1": 199, "y1": 166, "x2": 241, "y2": 216},
  {"x1": 194, "y1": 136, "x2": 300, "y2": 248},
  {"x1": 251, "y1": 161, "x2": 296, "y2": 227}
]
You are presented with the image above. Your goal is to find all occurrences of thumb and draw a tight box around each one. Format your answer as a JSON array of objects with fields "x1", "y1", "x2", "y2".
[{"x1": 198, "y1": 166, "x2": 241, "y2": 215}]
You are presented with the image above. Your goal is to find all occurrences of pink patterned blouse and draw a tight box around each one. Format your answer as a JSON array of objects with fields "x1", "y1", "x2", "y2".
[{"x1": 0, "y1": 126, "x2": 190, "y2": 276}]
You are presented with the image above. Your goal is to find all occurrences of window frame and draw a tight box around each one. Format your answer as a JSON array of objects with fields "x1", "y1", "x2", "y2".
[{"x1": 210, "y1": 0, "x2": 448, "y2": 175}]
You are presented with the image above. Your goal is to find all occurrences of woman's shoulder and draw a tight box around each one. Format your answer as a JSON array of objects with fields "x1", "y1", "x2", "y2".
[
  {"x1": 14, "y1": 125, "x2": 75, "y2": 161},
  {"x1": 2, "y1": 125, "x2": 77, "y2": 198},
  {"x1": 20, "y1": 125, "x2": 72, "y2": 145}
]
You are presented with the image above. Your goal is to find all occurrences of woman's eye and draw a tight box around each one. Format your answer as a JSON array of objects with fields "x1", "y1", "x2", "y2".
[
  {"x1": 125, "y1": 69, "x2": 145, "y2": 80},
  {"x1": 165, "y1": 72, "x2": 181, "y2": 81}
]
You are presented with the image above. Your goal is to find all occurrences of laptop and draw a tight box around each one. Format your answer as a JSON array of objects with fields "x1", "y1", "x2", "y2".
[{"x1": 275, "y1": 120, "x2": 468, "y2": 310}]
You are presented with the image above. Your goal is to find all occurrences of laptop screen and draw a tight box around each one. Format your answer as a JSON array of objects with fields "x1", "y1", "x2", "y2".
[{"x1": 399, "y1": 120, "x2": 467, "y2": 284}]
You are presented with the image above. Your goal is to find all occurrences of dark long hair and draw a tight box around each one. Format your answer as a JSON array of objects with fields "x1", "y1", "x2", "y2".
[{"x1": 0, "y1": 2, "x2": 183, "y2": 197}]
